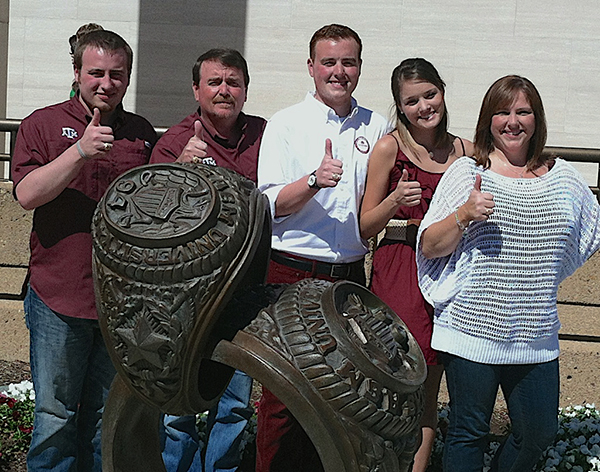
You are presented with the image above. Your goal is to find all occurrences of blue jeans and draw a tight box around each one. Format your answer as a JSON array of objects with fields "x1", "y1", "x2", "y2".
[
  {"x1": 24, "y1": 287, "x2": 116, "y2": 472},
  {"x1": 161, "y1": 369, "x2": 253, "y2": 472},
  {"x1": 441, "y1": 353, "x2": 559, "y2": 472}
]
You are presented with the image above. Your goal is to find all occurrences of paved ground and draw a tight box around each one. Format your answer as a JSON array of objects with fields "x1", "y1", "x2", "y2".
[{"x1": 1, "y1": 182, "x2": 599, "y2": 408}]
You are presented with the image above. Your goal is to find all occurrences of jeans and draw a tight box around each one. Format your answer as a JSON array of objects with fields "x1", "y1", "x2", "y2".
[
  {"x1": 441, "y1": 352, "x2": 559, "y2": 472},
  {"x1": 24, "y1": 287, "x2": 116, "y2": 472},
  {"x1": 161, "y1": 369, "x2": 253, "y2": 472}
]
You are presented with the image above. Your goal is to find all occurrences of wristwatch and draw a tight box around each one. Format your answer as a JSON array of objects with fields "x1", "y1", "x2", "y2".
[{"x1": 307, "y1": 171, "x2": 320, "y2": 189}]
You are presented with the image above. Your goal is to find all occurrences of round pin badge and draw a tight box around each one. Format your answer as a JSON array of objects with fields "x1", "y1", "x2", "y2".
[{"x1": 354, "y1": 136, "x2": 370, "y2": 154}]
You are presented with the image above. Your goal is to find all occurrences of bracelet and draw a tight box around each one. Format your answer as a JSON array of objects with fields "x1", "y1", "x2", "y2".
[
  {"x1": 454, "y1": 211, "x2": 468, "y2": 232},
  {"x1": 76, "y1": 141, "x2": 90, "y2": 160}
]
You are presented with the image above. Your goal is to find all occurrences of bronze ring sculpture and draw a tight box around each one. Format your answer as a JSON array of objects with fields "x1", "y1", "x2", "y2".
[{"x1": 92, "y1": 163, "x2": 427, "y2": 472}]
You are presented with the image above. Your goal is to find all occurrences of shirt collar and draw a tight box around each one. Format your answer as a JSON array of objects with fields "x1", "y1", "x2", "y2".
[
  {"x1": 72, "y1": 94, "x2": 126, "y2": 129},
  {"x1": 305, "y1": 91, "x2": 359, "y2": 124},
  {"x1": 196, "y1": 107, "x2": 248, "y2": 149}
]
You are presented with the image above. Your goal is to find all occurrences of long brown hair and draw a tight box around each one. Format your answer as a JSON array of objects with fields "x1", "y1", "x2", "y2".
[
  {"x1": 391, "y1": 58, "x2": 451, "y2": 155},
  {"x1": 474, "y1": 75, "x2": 548, "y2": 170}
]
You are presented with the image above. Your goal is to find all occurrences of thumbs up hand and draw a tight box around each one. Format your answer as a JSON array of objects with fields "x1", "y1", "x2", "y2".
[
  {"x1": 77, "y1": 108, "x2": 114, "y2": 160},
  {"x1": 462, "y1": 174, "x2": 495, "y2": 222},
  {"x1": 314, "y1": 139, "x2": 343, "y2": 188},
  {"x1": 178, "y1": 120, "x2": 208, "y2": 163},
  {"x1": 391, "y1": 168, "x2": 422, "y2": 207}
]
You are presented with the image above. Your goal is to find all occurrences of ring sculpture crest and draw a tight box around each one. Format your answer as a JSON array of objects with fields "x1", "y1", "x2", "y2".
[{"x1": 92, "y1": 163, "x2": 427, "y2": 472}]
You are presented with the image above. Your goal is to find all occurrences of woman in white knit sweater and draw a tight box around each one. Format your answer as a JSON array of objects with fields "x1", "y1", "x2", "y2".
[{"x1": 417, "y1": 75, "x2": 600, "y2": 471}]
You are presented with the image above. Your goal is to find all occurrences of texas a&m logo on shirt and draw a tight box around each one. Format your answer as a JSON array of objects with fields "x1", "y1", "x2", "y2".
[{"x1": 62, "y1": 127, "x2": 79, "y2": 140}]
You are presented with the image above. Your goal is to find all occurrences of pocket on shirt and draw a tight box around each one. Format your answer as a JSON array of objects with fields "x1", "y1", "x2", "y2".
[{"x1": 109, "y1": 139, "x2": 152, "y2": 179}]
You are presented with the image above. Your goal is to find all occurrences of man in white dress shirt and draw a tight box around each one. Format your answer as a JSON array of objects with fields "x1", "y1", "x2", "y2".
[{"x1": 256, "y1": 23, "x2": 389, "y2": 472}]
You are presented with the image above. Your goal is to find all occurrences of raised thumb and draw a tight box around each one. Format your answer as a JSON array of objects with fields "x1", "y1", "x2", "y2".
[
  {"x1": 194, "y1": 120, "x2": 204, "y2": 140},
  {"x1": 473, "y1": 173, "x2": 482, "y2": 192},
  {"x1": 90, "y1": 108, "x2": 101, "y2": 126},
  {"x1": 324, "y1": 138, "x2": 333, "y2": 158},
  {"x1": 400, "y1": 169, "x2": 409, "y2": 181}
]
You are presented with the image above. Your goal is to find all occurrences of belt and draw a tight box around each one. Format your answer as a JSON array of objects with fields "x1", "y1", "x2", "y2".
[
  {"x1": 381, "y1": 218, "x2": 421, "y2": 247},
  {"x1": 383, "y1": 218, "x2": 421, "y2": 241},
  {"x1": 271, "y1": 251, "x2": 364, "y2": 279}
]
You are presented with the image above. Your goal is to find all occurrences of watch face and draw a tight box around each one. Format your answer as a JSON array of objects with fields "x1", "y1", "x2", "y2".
[{"x1": 308, "y1": 173, "x2": 318, "y2": 188}]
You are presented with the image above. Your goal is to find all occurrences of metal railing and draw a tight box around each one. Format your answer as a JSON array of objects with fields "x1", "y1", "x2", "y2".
[
  {"x1": 0, "y1": 121, "x2": 168, "y2": 181},
  {"x1": 542, "y1": 147, "x2": 600, "y2": 200},
  {"x1": 1, "y1": 119, "x2": 600, "y2": 199},
  {"x1": 0, "y1": 119, "x2": 20, "y2": 171}
]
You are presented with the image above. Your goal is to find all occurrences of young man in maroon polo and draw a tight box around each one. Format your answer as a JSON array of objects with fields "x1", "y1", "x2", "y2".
[
  {"x1": 150, "y1": 48, "x2": 266, "y2": 472},
  {"x1": 11, "y1": 30, "x2": 156, "y2": 471}
]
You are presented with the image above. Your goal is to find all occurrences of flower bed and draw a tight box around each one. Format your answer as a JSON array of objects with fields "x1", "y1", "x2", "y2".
[
  {"x1": 429, "y1": 403, "x2": 600, "y2": 472},
  {"x1": 539, "y1": 404, "x2": 600, "y2": 472},
  {"x1": 1, "y1": 381, "x2": 599, "y2": 471},
  {"x1": 0, "y1": 380, "x2": 34, "y2": 468}
]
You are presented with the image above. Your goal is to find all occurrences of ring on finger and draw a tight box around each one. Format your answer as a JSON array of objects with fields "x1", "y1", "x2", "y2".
[
  {"x1": 486, "y1": 208, "x2": 492, "y2": 215},
  {"x1": 332, "y1": 173, "x2": 341, "y2": 181},
  {"x1": 103, "y1": 142, "x2": 113, "y2": 151},
  {"x1": 192, "y1": 156, "x2": 201, "y2": 164}
]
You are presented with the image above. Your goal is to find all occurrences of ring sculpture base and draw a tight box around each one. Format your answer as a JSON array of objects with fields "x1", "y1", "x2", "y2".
[{"x1": 92, "y1": 163, "x2": 426, "y2": 472}]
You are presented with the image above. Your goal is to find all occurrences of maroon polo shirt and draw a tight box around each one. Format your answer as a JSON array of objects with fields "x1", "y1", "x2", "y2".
[
  {"x1": 150, "y1": 109, "x2": 266, "y2": 183},
  {"x1": 11, "y1": 96, "x2": 157, "y2": 320}
]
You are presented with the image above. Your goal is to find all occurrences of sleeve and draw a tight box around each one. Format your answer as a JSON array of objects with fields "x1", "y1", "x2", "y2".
[
  {"x1": 555, "y1": 161, "x2": 600, "y2": 281},
  {"x1": 416, "y1": 158, "x2": 477, "y2": 306},
  {"x1": 149, "y1": 131, "x2": 181, "y2": 164},
  {"x1": 11, "y1": 114, "x2": 48, "y2": 189},
  {"x1": 257, "y1": 117, "x2": 291, "y2": 221},
  {"x1": 143, "y1": 121, "x2": 158, "y2": 150},
  {"x1": 573, "y1": 169, "x2": 600, "y2": 262}
]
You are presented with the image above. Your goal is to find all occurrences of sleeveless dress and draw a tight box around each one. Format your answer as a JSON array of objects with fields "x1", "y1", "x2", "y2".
[{"x1": 370, "y1": 136, "x2": 457, "y2": 365}]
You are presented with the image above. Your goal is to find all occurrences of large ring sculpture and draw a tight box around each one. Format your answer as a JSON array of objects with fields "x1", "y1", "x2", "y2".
[{"x1": 92, "y1": 163, "x2": 427, "y2": 472}]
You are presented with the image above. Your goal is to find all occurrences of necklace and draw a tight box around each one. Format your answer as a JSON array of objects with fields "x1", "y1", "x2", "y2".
[
  {"x1": 499, "y1": 159, "x2": 527, "y2": 178},
  {"x1": 424, "y1": 141, "x2": 454, "y2": 162}
]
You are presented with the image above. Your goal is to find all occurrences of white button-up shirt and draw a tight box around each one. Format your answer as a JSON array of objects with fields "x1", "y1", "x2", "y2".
[{"x1": 258, "y1": 92, "x2": 389, "y2": 263}]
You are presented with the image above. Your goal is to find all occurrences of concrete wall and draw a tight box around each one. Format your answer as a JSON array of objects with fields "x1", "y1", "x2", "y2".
[
  {"x1": 6, "y1": 0, "x2": 140, "y2": 119},
  {"x1": 5, "y1": 0, "x2": 600, "y2": 173},
  {"x1": 0, "y1": 0, "x2": 7, "y2": 118},
  {"x1": 135, "y1": 0, "x2": 248, "y2": 126},
  {"x1": 242, "y1": 0, "x2": 600, "y2": 153}
]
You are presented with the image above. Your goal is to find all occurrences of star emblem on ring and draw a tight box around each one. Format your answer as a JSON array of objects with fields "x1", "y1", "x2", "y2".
[{"x1": 116, "y1": 316, "x2": 170, "y2": 368}]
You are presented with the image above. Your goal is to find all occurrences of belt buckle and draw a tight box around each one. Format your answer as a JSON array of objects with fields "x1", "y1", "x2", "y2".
[{"x1": 329, "y1": 264, "x2": 350, "y2": 279}]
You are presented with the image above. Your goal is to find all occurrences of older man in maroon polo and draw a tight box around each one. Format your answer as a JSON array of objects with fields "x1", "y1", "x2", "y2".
[{"x1": 150, "y1": 48, "x2": 266, "y2": 472}]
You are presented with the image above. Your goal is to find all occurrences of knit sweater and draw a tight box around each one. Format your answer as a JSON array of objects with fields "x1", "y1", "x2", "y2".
[{"x1": 417, "y1": 157, "x2": 600, "y2": 364}]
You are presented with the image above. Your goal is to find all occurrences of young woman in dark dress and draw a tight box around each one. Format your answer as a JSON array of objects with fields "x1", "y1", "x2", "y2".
[{"x1": 360, "y1": 58, "x2": 473, "y2": 472}]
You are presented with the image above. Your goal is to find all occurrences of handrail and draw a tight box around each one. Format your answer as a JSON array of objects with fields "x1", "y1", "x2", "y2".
[
  {"x1": 0, "y1": 119, "x2": 21, "y2": 167},
  {"x1": 0, "y1": 121, "x2": 168, "y2": 181},
  {"x1": 543, "y1": 147, "x2": 600, "y2": 199},
  {"x1": 0, "y1": 119, "x2": 168, "y2": 135},
  {"x1": 0, "y1": 118, "x2": 20, "y2": 130}
]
